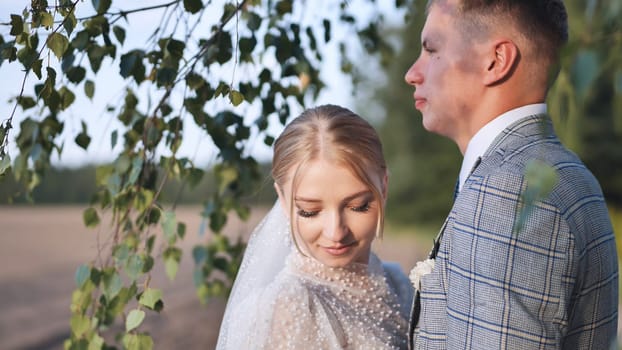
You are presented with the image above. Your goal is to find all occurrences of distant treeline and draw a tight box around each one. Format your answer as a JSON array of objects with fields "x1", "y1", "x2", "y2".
[{"x1": 0, "y1": 163, "x2": 277, "y2": 205}]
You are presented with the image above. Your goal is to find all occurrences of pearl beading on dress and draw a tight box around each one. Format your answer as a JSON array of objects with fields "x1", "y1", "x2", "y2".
[{"x1": 259, "y1": 251, "x2": 409, "y2": 349}]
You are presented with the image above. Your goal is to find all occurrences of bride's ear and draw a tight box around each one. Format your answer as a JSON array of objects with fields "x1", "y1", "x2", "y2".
[{"x1": 274, "y1": 182, "x2": 290, "y2": 219}]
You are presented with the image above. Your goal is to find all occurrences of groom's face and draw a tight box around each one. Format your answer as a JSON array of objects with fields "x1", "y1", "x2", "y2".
[
  {"x1": 404, "y1": 0, "x2": 485, "y2": 145},
  {"x1": 277, "y1": 158, "x2": 382, "y2": 268}
]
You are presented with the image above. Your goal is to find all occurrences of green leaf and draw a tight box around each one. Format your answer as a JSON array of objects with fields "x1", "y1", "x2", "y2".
[
  {"x1": 184, "y1": 0, "x2": 203, "y2": 14},
  {"x1": 63, "y1": 13, "x2": 77, "y2": 36},
  {"x1": 1, "y1": 44, "x2": 18, "y2": 64},
  {"x1": 139, "y1": 288, "x2": 162, "y2": 309},
  {"x1": 103, "y1": 270, "x2": 123, "y2": 300},
  {"x1": 239, "y1": 36, "x2": 257, "y2": 61},
  {"x1": 75, "y1": 132, "x2": 91, "y2": 150},
  {"x1": 177, "y1": 222, "x2": 186, "y2": 240},
  {"x1": 216, "y1": 32, "x2": 233, "y2": 64},
  {"x1": 92, "y1": 0, "x2": 112, "y2": 14},
  {"x1": 513, "y1": 160, "x2": 559, "y2": 234},
  {"x1": 143, "y1": 254, "x2": 154, "y2": 273},
  {"x1": 164, "y1": 257, "x2": 179, "y2": 281},
  {"x1": 59, "y1": 86, "x2": 76, "y2": 110},
  {"x1": 156, "y1": 67, "x2": 176, "y2": 87},
  {"x1": 31, "y1": 59, "x2": 43, "y2": 79},
  {"x1": 75, "y1": 264, "x2": 91, "y2": 287},
  {"x1": 125, "y1": 254, "x2": 144, "y2": 281},
  {"x1": 276, "y1": 0, "x2": 293, "y2": 15},
  {"x1": 185, "y1": 73, "x2": 205, "y2": 90},
  {"x1": 166, "y1": 39, "x2": 185, "y2": 60},
  {"x1": 72, "y1": 30, "x2": 89, "y2": 50},
  {"x1": 47, "y1": 32, "x2": 69, "y2": 59},
  {"x1": 185, "y1": 167, "x2": 204, "y2": 187},
  {"x1": 17, "y1": 47, "x2": 38, "y2": 70},
  {"x1": 85, "y1": 80, "x2": 95, "y2": 99},
  {"x1": 40, "y1": 12, "x2": 54, "y2": 29},
  {"x1": 122, "y1": 333, "x2": 153, "y2": 350},
  {"x1": 247, "y1": 12, "x2": 262, "y2": 31},
  {"x1": 229, "y1": 90, "x2": 244, "y2": 106},
  {"x1": 113, "y1": 25, "x2": 126, "y2": 45},
  {"x1": 125, "y1": 309, "x2": 145, "y2": 332},
  {"x1": 217, "y1": 165, "x2": 238, "y2": 194},
  {"x1": 163, "y1": 247, "x2": 181, "y2": 281},
  {"x1": 17, "y1": 96, "x2": 36, "y2": 110},
  {"x1": 571, "y1": 50, "x2": 599, "y2": 99},
  {"x1": 120, "y1": 50, "x2": 142, "y2": 78},
  {"x1": 89, "y1": 334, "x2": 104, "y2": 350},
  {"x1": 10, "y1": 15, "x2": 23, "y2": 36},
  {"x1": 70, "y1": 314, "x2": 91, "y2": 337},
  {"x1": 161, "y1": 211, "x2": 177, "y2": 244},
  {"x1": 192, "y1": 246, "x2": 208, "y2": 264},
  {"x1": 113, "y1": 244, "x2": 130, "y2": 265},
  {"x1": 323, "y1": 19, "x2": 331, "y2": 42},
  {"x1": 67, "y1": 66, "x2": 86, "y2": 83},
  {"x1": 0, "y1": 154, "x2": 10, "y2": 175},
  {"x1": 87, "y1": 45, "x2": 107, "y2": 73},
  {"x1": 83, "y1": 207, "x2": 100, "y2": 227},
  {"x1": 128, "y1": 157, "x2": 143, "y2": 185}
]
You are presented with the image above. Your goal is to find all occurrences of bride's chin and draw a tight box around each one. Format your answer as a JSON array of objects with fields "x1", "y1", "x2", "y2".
[{"x1": 320, "y1": 255, "x2": 357, "y2": 268}]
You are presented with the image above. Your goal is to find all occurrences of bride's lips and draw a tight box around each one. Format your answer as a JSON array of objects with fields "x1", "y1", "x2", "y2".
[{"x1": 322, "y1": 242, "x2": 355, "y2": 256}]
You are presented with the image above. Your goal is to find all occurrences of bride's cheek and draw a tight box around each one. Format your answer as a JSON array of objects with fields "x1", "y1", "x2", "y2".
[{"x1": 297, "y1": 221, "x2": 321, "y2": 241}]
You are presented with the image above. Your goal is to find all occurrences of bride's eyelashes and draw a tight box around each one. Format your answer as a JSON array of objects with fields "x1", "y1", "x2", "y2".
[
  {"x1": 349, "y1": 201, "x2": 371, "y2": 213},
  {"x1": 297, "y1": 208, "x2": 319, "y2": 218},
  {"x1": 295, "y1": 201, "x2": 373, "y2": 218}
]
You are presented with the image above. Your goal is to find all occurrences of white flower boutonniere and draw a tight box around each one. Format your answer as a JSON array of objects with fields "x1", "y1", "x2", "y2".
[{"x1": 409, "y1": 258, "x2": 435, "y2": 292}]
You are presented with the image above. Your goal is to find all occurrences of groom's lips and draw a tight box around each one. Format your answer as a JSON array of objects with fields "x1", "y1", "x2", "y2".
[{"x1": 414, "y1": 95, "x2": 427, "y2": 110}]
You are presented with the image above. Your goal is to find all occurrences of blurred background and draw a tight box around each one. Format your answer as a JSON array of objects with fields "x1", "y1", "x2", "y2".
[{"x1": 1, "y1": 0, "x2": 621, "y2": 349}]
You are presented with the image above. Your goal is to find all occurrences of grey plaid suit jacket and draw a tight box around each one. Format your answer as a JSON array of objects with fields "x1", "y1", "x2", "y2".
[{"x1": 411, "y1": 115, "x2": 618, "y2": 349}]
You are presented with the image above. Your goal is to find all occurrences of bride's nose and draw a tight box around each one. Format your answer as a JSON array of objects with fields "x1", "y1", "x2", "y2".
[{"x1": 323, "y1": 211, "x2": 348, "y2": 241}]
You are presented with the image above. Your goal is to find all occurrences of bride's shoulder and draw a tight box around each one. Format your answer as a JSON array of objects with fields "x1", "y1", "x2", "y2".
[{"x1": 380, "y1": 260, "x2": 414, "y2": 317}]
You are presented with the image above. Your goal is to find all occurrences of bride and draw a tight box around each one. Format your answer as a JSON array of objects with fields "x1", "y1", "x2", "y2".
[{"x1": 216, "y1": 105, "x2": 413, "y2": 349}]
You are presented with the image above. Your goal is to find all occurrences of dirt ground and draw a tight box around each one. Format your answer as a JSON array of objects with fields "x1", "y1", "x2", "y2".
[{"x1": 0, "y1": 205, "x2": 426, "y2": 350}]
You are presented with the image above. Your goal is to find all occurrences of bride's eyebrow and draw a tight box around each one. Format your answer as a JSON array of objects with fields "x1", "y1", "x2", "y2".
[
  {"x1": 294, "y1": 190, "x2": 372, "y2": 204},
  {"x1": 294, "y1": 197, "x2": 321, "y2": 203},
  {"x1": 343, "y1": 190, "x2": 373, "y2": 203}
]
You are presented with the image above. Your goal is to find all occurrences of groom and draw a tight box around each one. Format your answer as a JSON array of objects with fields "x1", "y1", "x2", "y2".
[{"x1": 404, "y1": 0, "x2": 618, "y2": 349}]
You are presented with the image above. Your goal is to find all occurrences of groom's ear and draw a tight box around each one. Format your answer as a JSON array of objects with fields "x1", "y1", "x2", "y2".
[{"x1": 274, "y1": 183, "x2": 290, "y2": 219}]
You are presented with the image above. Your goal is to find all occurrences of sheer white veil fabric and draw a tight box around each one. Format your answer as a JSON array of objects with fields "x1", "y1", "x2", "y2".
[{"x1": 216, "y1": 201, "x2": 291, "y2": 349}]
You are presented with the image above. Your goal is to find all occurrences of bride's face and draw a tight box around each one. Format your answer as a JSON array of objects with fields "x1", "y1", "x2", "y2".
[{"x1": 277, "y1": 158, "x2": 384, "y2": 268}]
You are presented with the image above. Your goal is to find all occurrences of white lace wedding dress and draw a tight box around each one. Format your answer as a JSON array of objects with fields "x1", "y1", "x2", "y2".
[{"x1": 216, "y1": 204, "x2": 413, "y2": 349}]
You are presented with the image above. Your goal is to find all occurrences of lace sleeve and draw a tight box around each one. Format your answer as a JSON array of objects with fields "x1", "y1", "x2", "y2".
[{"x1": 265, "y1": 280, "x2": 347, "y2": 349}]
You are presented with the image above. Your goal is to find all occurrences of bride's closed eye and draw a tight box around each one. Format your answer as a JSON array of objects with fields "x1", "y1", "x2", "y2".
[
  {"x1": 350, "y1": 201, "x2": 371, "y2": 213},
  {"x1": 297, "y1": 208, "x2": 319, "y2": 218}
]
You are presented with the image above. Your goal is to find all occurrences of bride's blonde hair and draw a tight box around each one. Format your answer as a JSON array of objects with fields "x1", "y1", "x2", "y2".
[{"x1": 271, "y1": 104, "x2": 387, "y2": 247}]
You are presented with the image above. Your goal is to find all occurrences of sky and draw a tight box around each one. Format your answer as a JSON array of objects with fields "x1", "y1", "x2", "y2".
[{"x1": 0, "y1": 1, "x2": 403, "y2": 168}]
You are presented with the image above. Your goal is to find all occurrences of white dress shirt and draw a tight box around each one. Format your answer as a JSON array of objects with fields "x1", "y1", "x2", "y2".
[{"x1": 458, "y1": 104, "x2": 547, "y2": 191}]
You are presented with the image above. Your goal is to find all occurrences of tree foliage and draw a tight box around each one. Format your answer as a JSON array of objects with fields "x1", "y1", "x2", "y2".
[
  {"x1": 548, "y1": 0, "x2": 622, "y2": 206},
  {"x1": 0, "y1": 0, "x2": 405, "y2": 348}
]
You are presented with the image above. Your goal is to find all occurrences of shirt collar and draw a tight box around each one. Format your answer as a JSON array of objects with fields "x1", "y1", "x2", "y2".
[{"x1": 458, "y1": 103, "x2": 547, "y2": 191}]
